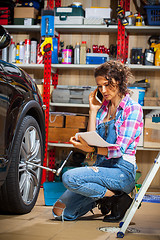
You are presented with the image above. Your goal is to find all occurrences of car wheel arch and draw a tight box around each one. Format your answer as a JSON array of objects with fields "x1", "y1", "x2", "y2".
[{"x1": 8, "y1": 100, "x2": 45, "y2": 162}]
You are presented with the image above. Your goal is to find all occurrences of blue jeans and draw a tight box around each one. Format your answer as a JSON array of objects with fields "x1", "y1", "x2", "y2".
[{"x1": 53, "y1": 158, "x2": 135, "y2": 221}]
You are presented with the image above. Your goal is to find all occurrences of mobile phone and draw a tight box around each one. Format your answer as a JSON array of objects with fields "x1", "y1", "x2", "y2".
[{"x1": 95, "y1": 89, "x2": 103, "y2": 103}]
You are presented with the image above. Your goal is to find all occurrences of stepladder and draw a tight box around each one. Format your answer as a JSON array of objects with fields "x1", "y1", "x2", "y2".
[{"x1": 99, "y1": 151, "x2": 160, "y2": 238}]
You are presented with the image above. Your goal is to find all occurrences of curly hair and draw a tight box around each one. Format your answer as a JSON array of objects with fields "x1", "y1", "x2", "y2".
[{"x1": 94, "y1": 60, "x2": 134, "y2": 95}]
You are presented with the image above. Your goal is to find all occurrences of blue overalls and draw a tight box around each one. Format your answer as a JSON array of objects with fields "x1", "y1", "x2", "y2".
[{"x1": 53, "y1": 110, "x2": 136, "y2": 221}]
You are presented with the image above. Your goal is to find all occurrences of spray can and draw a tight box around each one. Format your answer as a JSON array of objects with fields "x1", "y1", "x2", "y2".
[
  {"x1": 16, "y1": 43, "x2": 20, "y2": 64},
  {"x1": 19, "y1": 41, "x2": 24, "y2": 64},
  {"x1": 74, "y1": 42, "x2": 80, "y2": 64},
  {"x1": 24, "y1": 39, "x2": 31, "y2": 64},
  {"x1": 9, "y1": 40, "x2": 16, "y2": 63},
  {"x1": 31, "y1": 40, "x2": 37, "y2": 64},
  {"x1": 12, "y1": 42, "x2": 16, "y2": 63}
]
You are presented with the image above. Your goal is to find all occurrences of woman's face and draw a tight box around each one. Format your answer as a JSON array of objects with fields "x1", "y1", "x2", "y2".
[{"x1": 96, "y1": 76, "x2": 120, "y2": 101}]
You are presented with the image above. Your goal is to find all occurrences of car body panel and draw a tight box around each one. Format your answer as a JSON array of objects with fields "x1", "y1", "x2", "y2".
[{"x1": 0, "y1": 60, "x2": 45, "y2": 186}]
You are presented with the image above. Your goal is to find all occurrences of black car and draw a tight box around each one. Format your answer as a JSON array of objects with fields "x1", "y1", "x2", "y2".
[{"x1": 0, "y1": 26, "x2": 45, "y2": 214}]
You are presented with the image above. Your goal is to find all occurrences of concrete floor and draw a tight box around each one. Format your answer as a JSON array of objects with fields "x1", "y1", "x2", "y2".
[{"x1": 0, "y1": 189, "x2": 160, "y2": 240}]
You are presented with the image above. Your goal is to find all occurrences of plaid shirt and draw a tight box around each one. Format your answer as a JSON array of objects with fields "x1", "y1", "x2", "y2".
[{"x1": 96, "y1": 94, "x2": 143, "y2": 159}]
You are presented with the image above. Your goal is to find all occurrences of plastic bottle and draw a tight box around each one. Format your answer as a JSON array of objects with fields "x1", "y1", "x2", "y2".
[
  {"x1": 80, "y1": 41, "x2": 86, "y2": 64},
  {"x1": 74, "y1": 42, "x2": 80, "y2": 64},
  {"x1": 19, "y1": 41, "x2": 24, "y2": 64},
  {"x1": 2, "y1": 47, "x2": 8, "y2": 62},
  {"x1": 31, "y1": 40, "x2": 37, "y2": 64},
  {"x1": 12, "y1": 43, "x2": 16, "y2": 63},
  {"x1": 8, "y1": 36, "x2": 15, "y2": 63},
  {"x1": 9, "y1": 37, "x2": 16, "y2": 63},
  {"x1": 16, "y1": 43, "x2": 20, "y2": 64},
  {"x1": 24, "y1": 39, "x2": 31, "y2": 64},
  {"x1": 155, "y1": 48, "x2": 160, "y2": 66},
  {"x1": 135, "y1": 13, "x2": 142, "y2": 26}
]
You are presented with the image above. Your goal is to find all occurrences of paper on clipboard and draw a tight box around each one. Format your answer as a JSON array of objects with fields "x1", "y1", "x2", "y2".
[{"x1": 75, "y1": 131, "x2": 119, "y2": 147}]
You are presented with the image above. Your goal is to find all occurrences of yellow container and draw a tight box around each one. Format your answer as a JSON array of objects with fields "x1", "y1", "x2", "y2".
[
  {"x1": 135, "y1": 13, "x2": 142, "y2": 26},
  {"x1": 155, "y1": 49, "x2": 160, "y2": 66}
]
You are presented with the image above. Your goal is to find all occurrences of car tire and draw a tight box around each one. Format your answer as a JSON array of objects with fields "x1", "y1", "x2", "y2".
[{"x1": 0, "y1": 115, "x2": 44, "y2": 214}]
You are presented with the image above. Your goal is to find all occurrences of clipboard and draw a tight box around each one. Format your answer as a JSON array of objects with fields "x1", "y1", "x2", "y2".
[{"x1": 75, "y1": 131, "x2": 119, "y2": 147}]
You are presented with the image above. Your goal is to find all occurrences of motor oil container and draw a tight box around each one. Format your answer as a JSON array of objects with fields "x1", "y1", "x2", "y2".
[
  {"x1": 80, "y1": 41, "x2": 86, "y2": 64},
  {"x1": 143, "y1": 48, "x2": 154, "y2": 65},
  {"x1": 155, "y1": 48, "x2": 160, "y2": 66},
  {"x1": 135, "y1": 13, "x2": 142, "y2": 26}
]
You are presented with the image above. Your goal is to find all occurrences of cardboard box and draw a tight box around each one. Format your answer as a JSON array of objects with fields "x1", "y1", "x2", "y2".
[
  {"x1": 49, "y1": 113, "x2": 64, "y2": 128},
  {"x1": 144, "y1": 116, "x2": 160, "y2": 148},
  {"x1": 65, "y1": 115, "x2": 88, "y2": 129},
  {"x1": 144, "y1": 97, "x2": 160, "y2": 106},
  {"x1": 48, "y1": 127, "x2": 78, "y2": 142},
  {"x1": 14, "y1": 7, "x2": 38, "y2": 19}
]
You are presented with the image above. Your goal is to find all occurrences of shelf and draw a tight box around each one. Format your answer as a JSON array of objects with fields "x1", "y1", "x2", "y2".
[
  {"x1": 48, "y1": 142, "x2": 160, "y2": 151},
  {"x1": 50, "y1": 102, "x2": 160, "y2": 110},
  {"x1": 15, "y1": 64, "x2": 44, "y2": 69},
  {"x1": 48, "y1": 142, "x2": 73, "y2": 148},
  {"x1": 128, "y1": 64, "x2": 160, "y2": 71},
  {"x1": 56, "y1": 25, "x2": 160, "y2": 34},
  {"x1": 51, "y1": 64, "x2": 97, "y2": 70},
  {"x1": 55, "y1": 25, "x2": 118, "y2": 33},
  {"x1": 142, "y1": 106, "x2": 160, "y2": 110},
  {"x1": 125, "y1": 26, "x2": 160, "y2": 34},
  {"x1": 4, "y1": 24, "x2": 160, "y2": 35},
  {"x1": 137, "y1": 147, "x2": 160, "y2": 151},
  {"x1": 50, "y1": 102, "x2": 89, "y2": 108},
  {"x1": 3, "y1": 25, "x2": 40, "y2": 32},
  {"x1": 51, "y1": 64, "x2": 160, "y2": 71}
]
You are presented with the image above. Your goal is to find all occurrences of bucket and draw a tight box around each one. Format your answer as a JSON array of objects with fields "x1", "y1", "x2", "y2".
[
  {"x1": 43, "y1": 182, "x2": 66, "y2": 206},
  {"x1": 129, "y1": 87, "x2": 145, "y2": 106}
]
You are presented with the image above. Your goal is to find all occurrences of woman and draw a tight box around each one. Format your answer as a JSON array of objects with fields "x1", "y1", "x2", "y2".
[{"x1": 52, "y1": 60, "x2": 143, "y2": 222}]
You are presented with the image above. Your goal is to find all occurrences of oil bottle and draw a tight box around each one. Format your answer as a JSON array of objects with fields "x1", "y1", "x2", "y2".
[{"x1": 135, "y1": 13, "x2": 142, "y2": 26}]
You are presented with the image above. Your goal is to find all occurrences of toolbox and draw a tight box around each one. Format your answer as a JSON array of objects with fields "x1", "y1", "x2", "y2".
[
  {"x1": 51, "y1": 85, "x2": 96, "y2": 104},
  {"x1": 55, "y1": 6, "x2": 85, "y2": 24},
  {"x1": 0, "y1": 8, "x2": 11, "y2": 25},
  {"x1": 86, "y1": 53, "x2": 109, "y2": 64}
]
